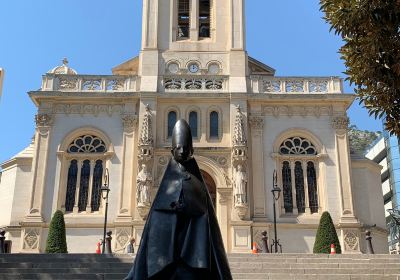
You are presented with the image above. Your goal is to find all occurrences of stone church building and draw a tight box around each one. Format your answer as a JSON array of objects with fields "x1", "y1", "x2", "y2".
[{"x1": 0, "y1": 0, "x2": 388, "y2": 254}]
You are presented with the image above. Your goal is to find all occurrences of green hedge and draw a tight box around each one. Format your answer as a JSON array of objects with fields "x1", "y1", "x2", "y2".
[
  {"x1": 45, "y1": 210, "x2": 68, "y2": 253},
  {"x1": 313, "y1": 211, "x2": 341, "y2": 254}
]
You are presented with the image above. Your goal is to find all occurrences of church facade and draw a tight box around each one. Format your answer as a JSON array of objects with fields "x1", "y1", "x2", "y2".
[{"x1": 0, "y1": 0, "x2": 389, "y2": 254}]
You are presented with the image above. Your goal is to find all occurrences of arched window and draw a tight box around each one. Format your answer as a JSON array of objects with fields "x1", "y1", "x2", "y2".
[
  {"x1": 168, "y1": 111, "x2": 177, "y2": 138},
  {"x1": 177, "y1": 0, "x2": 190, "y2": 39},
  {"x1": 307, "y1": 162, "x2": 318, "y2": 214},
  {"x1": 63, "y1": 135, "x2": 107, "y2": 213},
  {"x1": 279, "y1": 137, "x2": 319, "y2": 215},
  {"x1": 210, "y1": 111, "x2": 219, "y2": 139},
  {"x1": 199, "y1": 0, "x2": 211, "y2": 38},
  {"x1": 282, "y1": 161, "x2": 293, "y2": 213},
  {"x1": 189, "y1": 111, "x2": 198, "y2": 138},
  {"x1": 65, "y1": 160, "x2": 78, "y2": 212},
  {"x1": 294, "y1": 161, "x2": 305, "y2": 213},
  {"x1": 91, "y1": 160, "x2": 104, "y2": 211}
]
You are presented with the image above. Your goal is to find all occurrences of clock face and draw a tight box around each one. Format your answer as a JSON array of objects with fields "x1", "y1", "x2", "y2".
[
  {"x1": 168, "y1": 63, "x2": 179, "y2": 74},
  {"x1": 188, "y1": 63, "x2": 199, "y2": 73}
]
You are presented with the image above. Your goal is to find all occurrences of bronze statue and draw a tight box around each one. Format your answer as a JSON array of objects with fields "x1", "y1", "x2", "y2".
[{"x1": 125, "y1": 119, "x2": 232, "y2": 280}]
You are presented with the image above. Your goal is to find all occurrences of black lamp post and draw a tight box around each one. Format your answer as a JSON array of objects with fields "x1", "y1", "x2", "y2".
[
  {"x1": 101, "y1": 168, "x2": 110, "y2": 254},
  {"x1": 271, "y1": 170, "x2": 282, "y2": 253}
]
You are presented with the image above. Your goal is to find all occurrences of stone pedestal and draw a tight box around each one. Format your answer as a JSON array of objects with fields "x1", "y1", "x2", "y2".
[{"x1": 231, "y1": 221, "x2": 252, "y2": 253}]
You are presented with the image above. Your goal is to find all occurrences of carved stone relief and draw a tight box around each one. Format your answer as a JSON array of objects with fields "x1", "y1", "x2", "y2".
[
  {"x1": 121, "y1": 114, "x2": 138, "y2": 132},
  {"x1": 233, "y1": 106, "x2": 247, "y2": 147},
  {"x1": 343, "y1": 230, "x2": 360, "y2": 252},
  {"x1": 35, "y1": 114, "x2": 53, "y2": 127},
  {"x1": 249, "y1": 116, "x2": 264, "y2": 130},
  {"x1": 52, "y1": 104, "x2": 124, "y2": 116},
  {"x1": 262, "y1": 105, "x2": 334, "y2": 118},
  {"x1": 137, "y1": 105, "x2": 155, "y2": 220},
  {"x1": 209, "y1": 156, "x2": 228, "y2": 167},
  {"x1": 332, "y1": 116, "x2": 350, "y2": 130},
  {"x1": 23, "y1": 228, "x2": 40, "y2": 250},
  {"x1": 115, "y1": 228, "x2": 132, "y2": 251}
]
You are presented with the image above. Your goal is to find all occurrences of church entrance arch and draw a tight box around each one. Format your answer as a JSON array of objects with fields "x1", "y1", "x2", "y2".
[{"x1": 200, "y1": 170, "x2": 216, "y2": 208}]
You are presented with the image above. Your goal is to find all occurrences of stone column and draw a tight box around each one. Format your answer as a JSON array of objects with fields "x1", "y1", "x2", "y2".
[
  {"x1": 249, "y1": 116, "x2": 266, "y2": 218},
  {"x1": 85, "y1": 160, "x2": 96, "y2": 212},
  {"x1": 190, "y1": 0, "x2": 199, "y2": 41},
  {"x1": 26, "y1": 114, "x2": 53, "y2": 222},
  {"x1": 302, "y1": 160, "x2": 310, "y2": 214},
  {"x1": 332, "y1": 116, "x2": 358, "y2": 223},
  {"x1": 290, "y1": 160, "x2": 298, "y2": 215},
  {"x1": 116, "y1": 114, "x2": 138, "y2": 222}
]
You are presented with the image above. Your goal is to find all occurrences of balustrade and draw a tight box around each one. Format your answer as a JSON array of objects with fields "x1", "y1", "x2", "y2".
[
  {"x1": 163, "y1": 76, "x2": 228, "y2": 92},
  {"x1": 251, "y1": 76, "x2": 343, "y2": 94},
  {"x1": 41, "y1": 74, "x2": 137, "y2": 92}
]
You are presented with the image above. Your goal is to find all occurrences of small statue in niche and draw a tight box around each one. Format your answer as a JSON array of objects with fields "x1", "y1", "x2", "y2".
[
  {"x1": 136, "y1": 163, "x2": 153, "y2": 206},
  {"x1": 234, "y1": 164, "x2": 247, "y2": 205}
]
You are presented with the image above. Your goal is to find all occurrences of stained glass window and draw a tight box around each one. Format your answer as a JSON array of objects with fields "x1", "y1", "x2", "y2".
[
  {"x1": 189, "y1": 111, "x2": 198, "y2": 138},
  {"x1": 68, "y1": 135, "x2": 106, "y2": 153},
  {"x1": 282, "y1": 161, "x2": 293, "y2": 213},
  {"x1": 65, "y1": 160, "x2": 78, "y2": 212},
  {"x1": 307, "y1": 162, "x2": 318, "y2": 214},
  {"x1": 295, "y1": 161, "x2": 305, "y2": 213},
  {"x1": 279, "y1": 137, "x2": 317, "y2": 155},
  {"x1": 168, "y1": 111, "x2": 177, "y2": 138},
  {"x1": 210, "y1": 111, "x2": 219, "y2": 138},
  {"x1": 91, "y1": 160, "x2": 103, "y2": 211},
  {"x1": 78, "y1": 160, "x2": 91, "y2": 211}
]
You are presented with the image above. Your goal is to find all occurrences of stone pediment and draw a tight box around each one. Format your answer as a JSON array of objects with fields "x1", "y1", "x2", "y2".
[
  {"x1": 112, "y1": 56, "x2": 139, "y2": 75},
  {"x1": 248, "y1": 56, "x2": 275, "y2": 76}
]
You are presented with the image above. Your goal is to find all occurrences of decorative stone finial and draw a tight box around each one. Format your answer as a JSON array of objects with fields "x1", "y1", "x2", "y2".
[
  {"x1": 139, "y1": 105, "x2": 154, "y2": 146},
  {"x1": 62, "y1": 58, "x2": 69, "y2": 66},
  {"x1": 233, "y1": 105, "x2": 247, "y2": 147}
]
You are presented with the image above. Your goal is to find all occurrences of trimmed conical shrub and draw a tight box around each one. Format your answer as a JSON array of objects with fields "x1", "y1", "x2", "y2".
[
  {"x1": 45, "y1": 210, "x2": 68, "y2": 253},
  {"x1": 313, "y1": 211, "x2": 341, "y2": 254}
]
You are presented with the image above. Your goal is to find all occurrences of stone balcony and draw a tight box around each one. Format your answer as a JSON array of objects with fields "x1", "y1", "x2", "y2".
[
  {"x1": 41, "y1": 74, "x2": 138, "y2": 92},
  {"x1": 39, "y1": 74, "x2": 343, "y2": 95},
  {"x1": 162, "y1": 76, "x2": 229, "y2": 93},
  {"x1": 250, "y1": 76, "x2": 343, "y2": 94}
]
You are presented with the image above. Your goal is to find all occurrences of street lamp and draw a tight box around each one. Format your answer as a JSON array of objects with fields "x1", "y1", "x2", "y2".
[
  {"x1": 101, "y1": 168, "x2": 110, "y2": 254},
  {"x1": 271, "y1": 170, "x2": 282, "y2": 253}
]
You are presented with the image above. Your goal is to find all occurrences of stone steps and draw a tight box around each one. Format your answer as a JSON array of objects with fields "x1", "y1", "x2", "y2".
[{"x1": 0, "y1": 254, "x2": 400, "y2": 280}]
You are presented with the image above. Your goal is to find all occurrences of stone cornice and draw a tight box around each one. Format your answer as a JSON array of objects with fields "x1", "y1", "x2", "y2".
[
  {"x1": 29, "y1": 91, "x2": 139, "y2": 106},
  {"x1": 351, "y1": 158, "x2": 383, "y2": 172},
  {"x1": 249, "y1": 93, "x2": 355, "y2": 106},
  {"x1": 1, "y1": 157, "x2": 33, "y2": 170},
  {"x1": 261, "y1": 105, "x2": 336, "y2": 118}
]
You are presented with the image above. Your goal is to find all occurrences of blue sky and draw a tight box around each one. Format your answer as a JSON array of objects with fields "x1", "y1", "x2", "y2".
[{"x1": 0, "y1": 0, "x2": 383, "y2": 163}]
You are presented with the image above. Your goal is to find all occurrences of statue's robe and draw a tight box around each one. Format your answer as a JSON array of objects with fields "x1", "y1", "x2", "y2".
[{"x1": 125, "y1": 157, "x2": 232, "y2": 280}]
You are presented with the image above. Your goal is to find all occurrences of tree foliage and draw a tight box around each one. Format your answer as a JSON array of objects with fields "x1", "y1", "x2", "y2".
[
  {"x1": 45, "y1": 210, "x2": 68, "y2": 253},
  {"x1": 320, "y1": 0, "x2": 400, "y2": 135},
  {"x1": 313, "y1": 211, "x2": 342, "y2": 254},
  {"x1": 348, "y1": 124, "x2": 381, "y2": 155}
]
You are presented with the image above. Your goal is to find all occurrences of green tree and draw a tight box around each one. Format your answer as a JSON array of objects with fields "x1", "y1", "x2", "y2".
[
  {"x1": 348, "y1": 124, "x2": 381, "y2": 155},
  {"x1": 45, "y1": 210, "x2": 68, "y2": 253},
  {"x1": 320, "y1": 0, "x2": 400, "y2": 136},
  {"x1": 313, "y1": 211, "x2": 341, "y2": 254}
]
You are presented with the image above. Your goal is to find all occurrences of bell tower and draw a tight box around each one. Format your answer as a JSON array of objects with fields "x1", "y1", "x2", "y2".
[{"x1": 139, "y1": 0, "x2": 248, "y2": 92}]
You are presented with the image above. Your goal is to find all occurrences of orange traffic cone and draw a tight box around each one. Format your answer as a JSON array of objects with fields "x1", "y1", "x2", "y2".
[
  {"x1": 96, "y1": 242, "x2": 101, "y2": 254},
  {"x1": 252, "y1": 242, "x2": 258, "y2": 254},
  {"x1": 330, "y1": 243, "x2": 336, "y2": 255}
]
